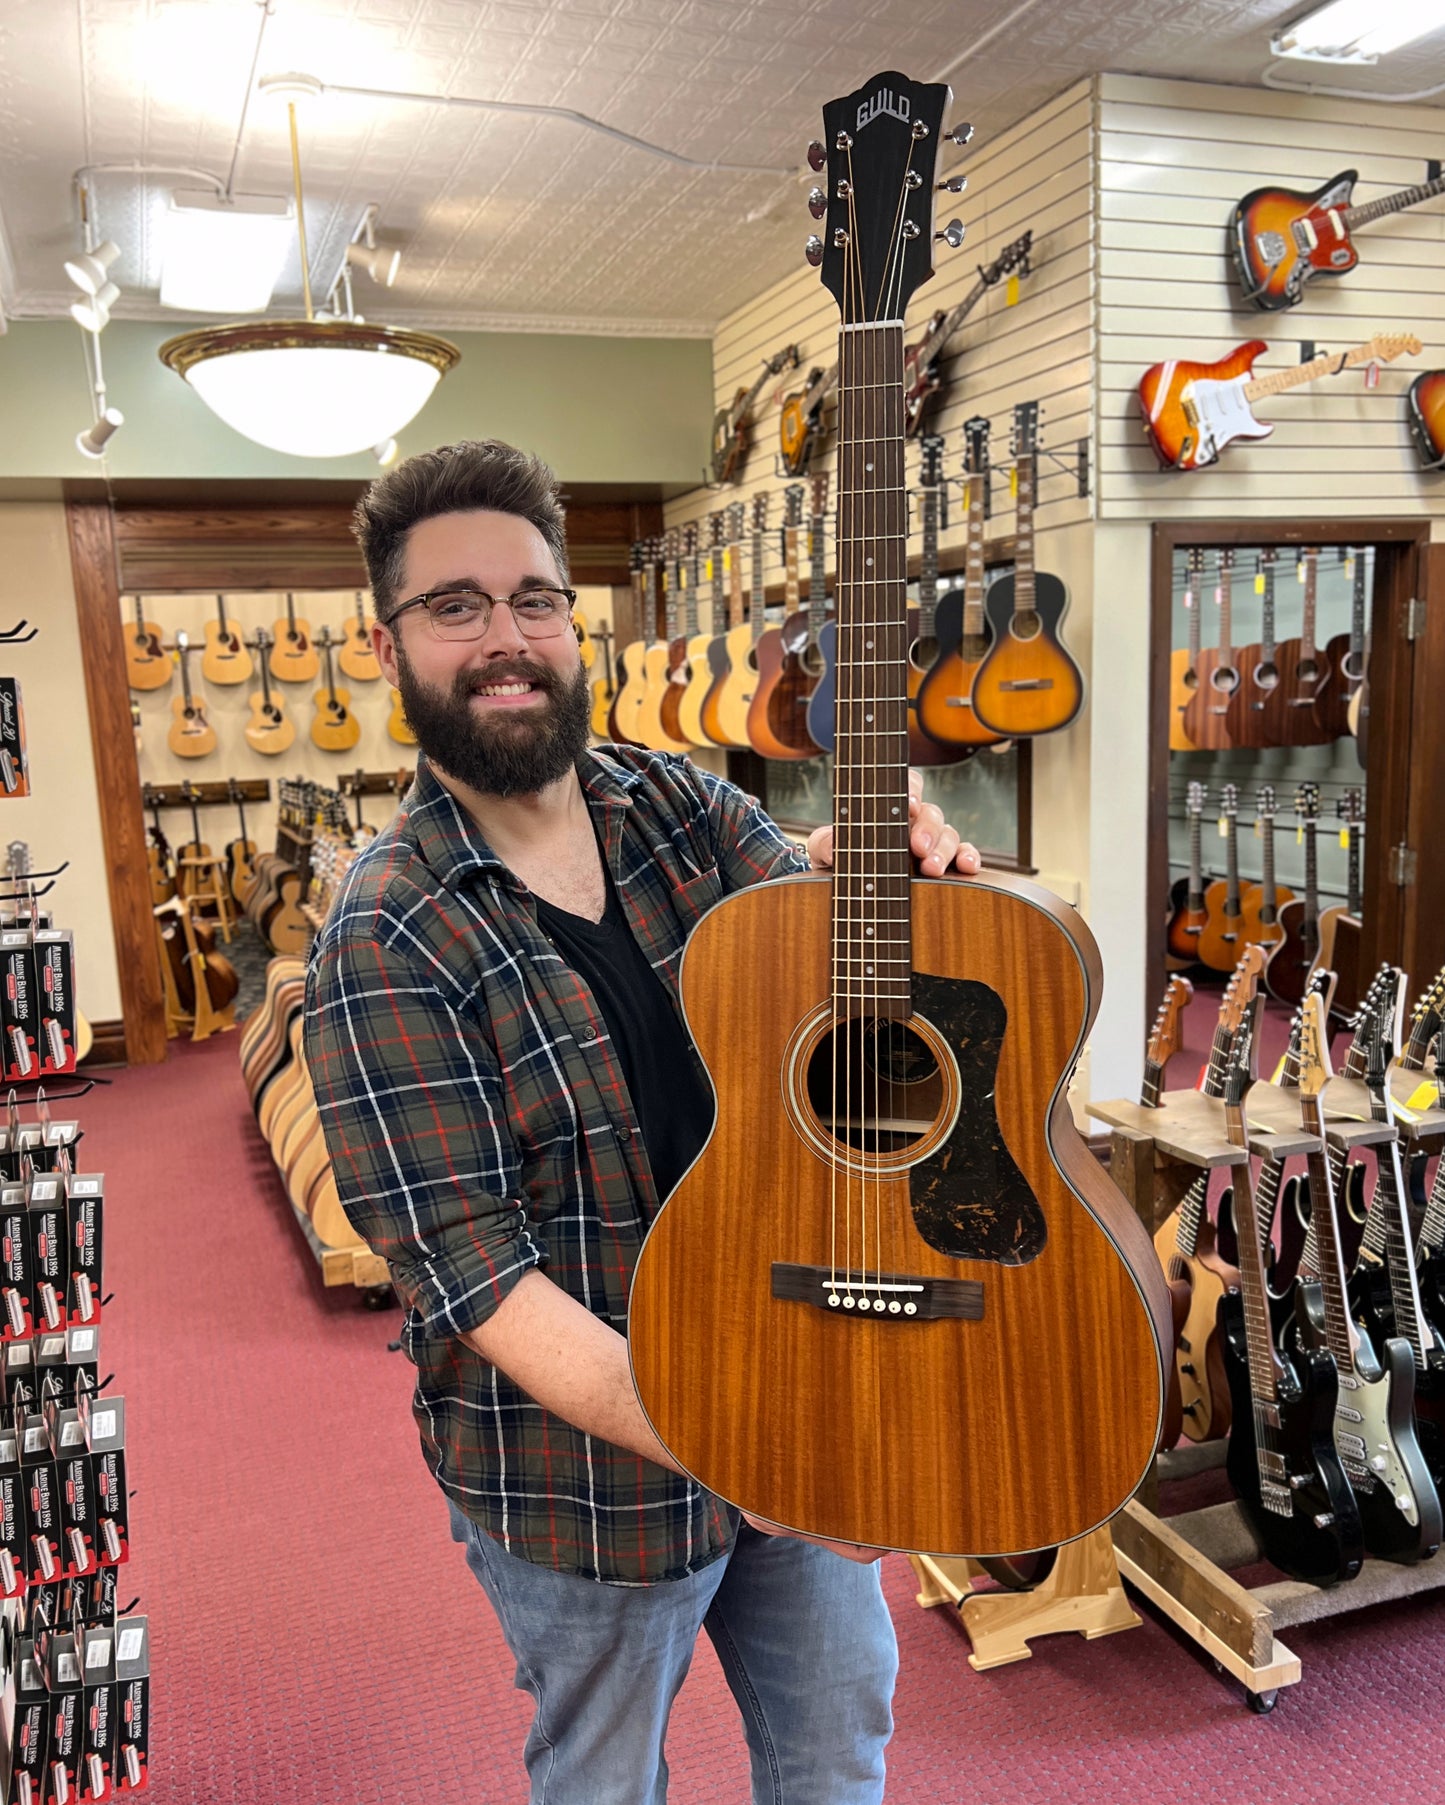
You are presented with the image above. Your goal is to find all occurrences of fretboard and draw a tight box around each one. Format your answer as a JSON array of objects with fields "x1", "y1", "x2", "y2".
[
  {"x1": 749, "y1": 530, "x2": 766, "y2": 644},
  {"x1": 963, "y1": 461, "x2": 986, "y2": 638},
  {"x1": 833, "y1": 322, "x2": 912, "y2": 1019},
  {"x1": 1226, "y1": 1097, "x2": 1282, "y2": 1409},
  {"x1": 917, "y1": 486, "x2": 940, "y2": 636},
  {"x1": 1188, "y1": 812, "x2": 1204, "y2": 910},
  {"x1": 808, "y1": 511, "x2": 829, "y2": 636},
  {"x1": 1244, "y1": 341, "x2": 1383, "y2": 402},
  {"x1": 1014, "y1": 452, "x2": 1036, "y2": 615},
  {"x1": 1260, "y1": 819, "x2": 1278, "y2": 926},
  {"x1": 1345, "y1": 173, "x2": 1445, "y2": 231}
]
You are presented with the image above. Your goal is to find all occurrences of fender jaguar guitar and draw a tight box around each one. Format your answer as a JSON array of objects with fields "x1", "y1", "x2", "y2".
[
  {"x1": 1408, "y1": 370, "x2": 1445, "y2": 472},
  {"x1": 916, "y1": 417, "x2": 1007, "y2": 753},
  {"x1": 1139, "y1": 333, "x2": 1421, "y2": 472},
  {"x1": 902, "y1": 230, "x2": 1033, "y2": 436},
  {"x1": 1232, "y1": 166, "x2": 1445, "y2": 311},
  {"x1": 969, "y1": 402, "x2": 1084, "y2": 738},
  {"x1": 712, "y1": 343, "x2": 800, "y2": 485},
  {"x1": 630, "y1": 72, "x2": 1169, "y2": 1557}
]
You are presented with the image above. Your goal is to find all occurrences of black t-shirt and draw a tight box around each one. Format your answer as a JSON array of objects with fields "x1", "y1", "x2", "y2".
[{"x1": 534, "y1": 877, "x2": 714, "y2": 1204}]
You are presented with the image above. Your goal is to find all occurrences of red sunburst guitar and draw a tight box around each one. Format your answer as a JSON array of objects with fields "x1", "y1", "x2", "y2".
[{"x1": 1408, "y1": 370, "x2": 1445, "y2": 472}]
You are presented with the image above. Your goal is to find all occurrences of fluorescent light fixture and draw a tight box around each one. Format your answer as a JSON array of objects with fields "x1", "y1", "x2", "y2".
[
  {"x1": 69, "y1": 283, "x2": 119, "y2": 333},
  {"x1": 1272, "y1": 0, "x2": 1442, "y2": 61},
  {"x1": 159, "y1": 190, "x2": 293, "y2": 314},
  {"x1": 63, "y1": 241, "x2": 120, "y2": 296},
  {"x1": 76, "y1": 409, "x2": 124, "y2": 459}
]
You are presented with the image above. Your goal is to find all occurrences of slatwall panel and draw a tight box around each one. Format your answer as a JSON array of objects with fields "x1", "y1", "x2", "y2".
[
  {"x1": 1098, "y1": 73, "x2": 1445, "y2": 521},
  {"x1": 661, "y1": 78, "x2": 1096, "y2": 584}
]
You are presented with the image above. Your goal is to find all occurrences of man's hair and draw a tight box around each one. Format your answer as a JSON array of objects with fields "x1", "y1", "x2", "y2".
[{"x1": 353, "y1": 439, "x2": 569, "y2": 621}]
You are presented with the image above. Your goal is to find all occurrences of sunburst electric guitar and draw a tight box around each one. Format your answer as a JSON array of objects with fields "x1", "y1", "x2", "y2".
[{"x1": 628, "y1": 71, "x2": 1169, "y2": 1557}]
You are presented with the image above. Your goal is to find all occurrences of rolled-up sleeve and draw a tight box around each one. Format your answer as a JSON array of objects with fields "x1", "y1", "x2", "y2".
[{"x1": 304, "y1": 902, "x2": 545, "y2": 1341}]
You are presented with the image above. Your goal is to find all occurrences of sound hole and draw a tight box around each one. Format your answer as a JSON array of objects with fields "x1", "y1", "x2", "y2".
[{"x1": 804, "y1": 1019, "x2": 945, "y2": 1156}]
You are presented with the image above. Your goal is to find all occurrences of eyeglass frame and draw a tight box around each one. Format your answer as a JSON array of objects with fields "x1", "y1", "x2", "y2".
[{"x1": 381, "y1": 582, "x2": 579, "y2": 638}]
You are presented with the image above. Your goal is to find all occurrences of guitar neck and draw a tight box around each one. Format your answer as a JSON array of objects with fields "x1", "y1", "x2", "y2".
[
  {"x1": 783, "y1": 527, "x2": 802, "y2": 615},
  {"x1": 728, "y1": 542, "x2": 744, "y2": 627},
  {"x1": 1260, "y1": 819, "x2": 1277, "y2": 923},
  {"x1": 750, "y1": 531, "x2": 767, "y2": 642},
  {"x1": 1217, "y1": 563, "x2": 1234, "y2": 661},
  {"x1": 1014, "y1": 451, "x2": 1036, "y2": 615},
  {"x1": 1224, "y1": 1099, "x2": 1283, "y2": 1409},
  {"x1": 964, "y1": 464, "x2": 986, "y2": 639},
  {"x1": 1300, "y1": 1120, "x2": 1360, "y2": 1380},
  {"x1": 1303, "y1": 823, "x2": 1318, "y2": 930},
  {"x1": 833, "y1": 322, "x2": 911, "y2": 1018},
  {"x1": 809, "y1": 513, "x2": 828, "y2": 634},
  {"x1": 1301, "y1": 554, "x2": 1319, "y2": 659},
  {"x1": 917, "y1": 484, "x2": 940, "y2": 634},
  {"x1": 1225, "y1": 816, "x2": 1240, "y2": 916},
  {"x1": 1261, "y1": 569, "x2": 1277, "y2": 659},
  {"x1": 1345, "y1": 172, "x2": 1445, "y2": 231},
  {"x1": 1187, "y1": 810, "x2": 1204, "y2": 909},
  {"x1": 1244, "y1": 342, "x2": 1386, "y2": 403},
  {"x1": 1186, "y1": 572, "x2": 1202, "y2": 668}
]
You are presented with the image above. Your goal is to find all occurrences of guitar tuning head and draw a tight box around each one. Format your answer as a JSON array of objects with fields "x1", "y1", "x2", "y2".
[
  {"x1": 805, "y1": 235, "x2": 824, "y2": 268},
  {"x1": 806, "y1": 139, "x2": 826, "y2": 172},
  {"x1": 935, "y1": 219, "x2": 966, "y2": 249},
  {"x1": 807, "y1": 186, "x2": 826, "y2": 219},
  {"x1": 948, "y1": 122, "x2": 975, "y2": 147},
  {"x1": 937, "y1": 174, "x2": 968, "y2": 195}
]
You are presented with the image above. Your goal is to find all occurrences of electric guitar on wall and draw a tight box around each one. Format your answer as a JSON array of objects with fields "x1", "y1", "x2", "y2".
[
  {"x1": 125, "y1": 597, "x2": 171, "y2": 691},
  {"x1": 1407, "y1": 370, "x2": 1445, "y2": 472},
  {"x1": 629, "y1": 71, "x2": 1169, "y2": 1558},
  {"x1": 1167, "y1": 546, "x2": 1204, "y2": 753},
  {"x1": 748, "y1": 485, "x2": 821, "y2": 761},
  {"x1": 903, "y1": 435, "x2": 967, "y2": 766},
  {"x1": 167, "y1": 632, "x2": 217, "y2": 759},
  {"x1": 1267, "y1": 783, "x2": 1322, "y2": 1007},
  {"x1": 1195, "y1": 783, "x2": 1245, "y2": 974},
  {"x1": 1225, "y1": 548, "x2": 1284, "y2": 748},
  {"x1": 201, "y1": 593, "x2": 252, "y2": 686},
  {"x1": 901, "y1": 230, "x2": 1033, "y2": 436},
  {"x1": 711, "y1": 343, "x2": 801, "y2": 485},
  {"x1": 270, "y1": 592, "x2": 320, "y2": 684},
  {"x1": 1231, "y1": 166, "x2": 1445, "y2": 311},
  {"x1": 916, "y1": 419, "x2": 1007, "y2": 754},
  {"x1": 310, "y1": 626, "x2": 361, "y2": 753},
  {"x1": 969, "y1": 402, "x2": 1084, "y2": 738},
  {"x1": 1139, "y1": 333, "x2": 1421, "y2": 472},
  {"x1": 1182, "y1": 547, "x2": 1239, "y2": 751},
  {"x1": 778, "y1": 360, "x2": 839, "y2": 478},
  {"x1": 244, "y1": 628, "x2": 296, "y2": 755}
]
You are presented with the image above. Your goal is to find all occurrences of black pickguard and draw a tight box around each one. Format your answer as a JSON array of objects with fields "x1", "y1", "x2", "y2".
[{"x1": 908, "y1": 971, "x2": 1046, "y2": 1266}]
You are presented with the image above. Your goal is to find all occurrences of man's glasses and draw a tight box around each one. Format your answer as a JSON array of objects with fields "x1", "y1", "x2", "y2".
[{"x1": 384, "y1": 585, "x2": 577, "y2": 641}]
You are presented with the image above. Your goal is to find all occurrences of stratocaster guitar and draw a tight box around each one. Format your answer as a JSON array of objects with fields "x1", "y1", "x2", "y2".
[
  {"x1": 310, "y1": 627, "x2": 361, "y2": 752},
  {"x1": 711, "y1": 344, "x2": 800, "y2": 485},
  {"x1": 1139, "y1": 333, "x2": 1421, "y2": 471},
  {"x1": 1182, "y1": 547, "x2": 1239, "y2": 751},
  {"x1": 244, "y1": 629, "x2": 296, "y2": 755},
  {"x1": 1195, "y1": 783, "x2": 1245, "y2": 974},
  {"x1": 167, "y1": 632, "x2": 217, "y2": 759},
  {"x1": 916, "y1": 418, "x2": 1007, "y2": 753},
  {"x1": 901, "y1": 230, "x2": 1033, "y2": 436},
  {"x1": 629, "y1": 72, "x2": 1169, "y2": 1557},
  {"x1": 969, "y1": 403, "x2": 1085, "y2": 738},
  {"x1": 902, "y1": 435, "x2": 966, "y2": 766},
  {"x1": 1408, "y1": 370, "x2": 1445, "y2": 472},
  {"x1": 270, "y1": 592, "x2": 319, "y2": 684},
  {"x1": 1219, "y1": 1010, "x2": 1364, "y2": 1585},
  {"x1": 1315, "y1": 547, "x2": 1367, "y2": 742},
  {"x1": 1267, "y1": 783, "x2": 1322, "y2": 1007},
  {"x1": 1164, "y1": 780, "x2": 1208, "y2": 968},
  {"x1": 1232, "y1": 167, "x2": 1445, "y2": 311},
  {"x1": 125, "y1": 597, "x2": 171, "y2": 691},
  {"x1": 1167, "y1": 546, "x2": 1203, "y2": 753},
  {"x1": 749, "y1": 486, "x2": 822, "y2": 760}
]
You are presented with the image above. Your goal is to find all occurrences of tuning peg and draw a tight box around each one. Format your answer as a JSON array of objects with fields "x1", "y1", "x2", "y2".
[
  {"x1": 807, "y1": 140, "x2": 826, "y2": 172},
  {"x1": 937, "y1": 174, "x2": 968, "y2": 195},
  {"x1": 805, "y1": 235, "x2": 824, "y2": 267},
  {"x1": 807, "y1": 186, "x2": 826, "y2": 219},
  {"x1": 949, "y1": 122, "x2": 975, "y2": 147},
  {"x1": 935, "y1": 219, "x2": 966, "y2": 249}
]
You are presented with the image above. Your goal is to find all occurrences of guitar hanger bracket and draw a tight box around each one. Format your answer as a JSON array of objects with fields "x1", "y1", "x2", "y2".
[
  {"x1": 1034, "y1": 439, "x2": 1092, "y2": 502},
  {"x1": 0, "y1": 621, "x2": 37, "y2": 645},
  {"x1": 143, "y1": 779, "x2": 271, "y2": 810},
  {"x1": 1428, "y1": 159, "x2": 1442, "y2": 184}
]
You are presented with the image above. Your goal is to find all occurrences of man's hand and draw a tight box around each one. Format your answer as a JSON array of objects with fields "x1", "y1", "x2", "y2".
[
  {"x1": 805, "y1": 769, "x2": 982, "y2": 876},
  {"x1": 741, "y1": 1511, "x2": 884, "y2": 1564}
]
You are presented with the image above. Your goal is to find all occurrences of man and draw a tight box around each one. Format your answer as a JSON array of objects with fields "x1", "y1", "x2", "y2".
[{"x1": 305, "y1": 440, "x2": 982, "y2": 1804}]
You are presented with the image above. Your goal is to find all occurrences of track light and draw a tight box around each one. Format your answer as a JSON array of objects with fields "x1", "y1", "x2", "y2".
[
  {"x1": 76, "y1": 409, "x2": 124, "y2": 459},
  {"x1": 69, "y1": 283, "x2": 119, "y2": 334},
  {"x1": 373, "y1": 437, "x2": 399, "y2": 466},
  {"x1": 63, "y1": 240, "x2": 120, "y2": 296},
  {"x1": 347, "y1": 240, "x2": 401, "y2": 287}
]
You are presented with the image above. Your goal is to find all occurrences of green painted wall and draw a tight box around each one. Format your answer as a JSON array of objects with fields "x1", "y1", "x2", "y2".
[{"x1": 0, "y1": 320, "x2": 713, "y2": 485}]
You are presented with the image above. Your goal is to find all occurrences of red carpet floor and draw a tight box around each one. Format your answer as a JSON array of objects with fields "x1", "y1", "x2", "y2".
[{"x1": 89, "y1": 1032, "x2": 1445, "y2": 1803}]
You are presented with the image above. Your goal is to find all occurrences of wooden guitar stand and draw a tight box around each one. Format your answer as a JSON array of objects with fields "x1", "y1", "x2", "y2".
[{"x1": 155, "y1": 902, "x2": 236, "y2": 1044}]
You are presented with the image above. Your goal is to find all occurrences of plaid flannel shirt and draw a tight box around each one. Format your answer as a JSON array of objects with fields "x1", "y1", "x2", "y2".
[{"x1": 305, "y1": 748, "x2": 809, "y2": 1583}]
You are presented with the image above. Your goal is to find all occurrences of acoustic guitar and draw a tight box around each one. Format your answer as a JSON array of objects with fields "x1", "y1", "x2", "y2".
[
  {"x1": 1315, "y1": 547, "x2": 1367, "y2": 742},
  {"x1": 1240, "y1": 784, "x2": 1292, "y2": 958},
  {"x1": 1164, "y1": 780, "x2": 1209, "y2": 968},
  {"x1": 1231, "y1": 166, "x2": 1445, "y2": 311},
  {"x1": 677, "y1": 514, "x2": 726, "y2": 749},
  {"x1": 609, "y1": 539, "x2": 657, "y2": 748},
  {"x1": 970, "y1": 402, "x2": 1084, "y2": 739},
  {"x1": 310, "y1": 627, "x2": 361, "y2": 753},
  {"x1": 1267, "y1": 784, "x2": 1322, "y2": 1007},
  {"x1": 1182, "y1": 547, "x2": 1239, "y2": 751},
  {"x1": 916, "y1": 420, "x2": 1004, "y2": 754},
  {"x1": 1224, "y1": 548, "x2": 1284, "y2": 747},
  {"x1": 711, "y1": 343, "x2": 800, "y2": 485},
  {"x1": 634, "y1": 529, "x2": 691, "y2": 755},
  {"x1": 1195, "y1": 783, "x2": 1246, "y2": 974},
  {"x1": 1140, "y1": 974, "x2": 1194, "y2": 1451},
  {"x1": 899, "y1": 434, "x2": 966, "y2": 767},
  {"x1": 244, "y1": 628, "x2": 296, "y2": 756},
  {"x1": 589, "y1": 625, "x2": 617, "y2": 742},
  {"x1": 748, "y1": 485, "x2": 821, "y2": 761},
  {"x1": 201, "y1": 594, "x2": 252, "y2": 686},
  {"x1": 1408, "y1": 370, "x2": 1445, "y2": 472},
  {"x1": 698, "y1": 505, "x2": 750, "y2": 750},
  {"x1": 629, "y1": 72, "x2": 1169, "y2": 1557},
  {"x1": 174, "y1": 779, "x2": 212, "y2": 904},
  {"x1": 167, "y1": 632, "x2": 218, "y2": 759},
  {"x1": 225, "y1": 778, "x2": 258, "y2": 909},
  {"x1": 1317, "y1": 788, "x2": 1364, "y2": 1021},
  {"x1": 270, "y1": 592, "x2": 319, "y2": 684},
  {"x1": 902, "y1": 231, "x2": 1033, "y2": 437},
  {"x1": 337, "y1": 592, "x2": 381, "y2": 683},
  {"x1": 1272, "y1": 547, "x2": 1329, "y2": 749},
  {"x1": 145, "y1": 792, "x2": 175, "y2": 907},
  {"x1": 802, "y1": 473, "x2": 839, "y2": 757},
  {"x1": 658, "y1": 524, "x2": 699, "y2": 750},
  {"x1": 1167, "y1": 546, "x2": 1203, "y2": 753},
  {"x1": 125, "y1": 597, "x2": 171, "y2": 691},
  {"x1": 707, "y1": 496, "x2": 769, "y2": 754}
]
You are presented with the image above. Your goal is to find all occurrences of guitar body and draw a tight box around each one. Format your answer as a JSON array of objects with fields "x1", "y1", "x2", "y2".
[
  {"x1": 1182, "y1": 649, "x2": 1239, "y2": 751},
  {"x1": 804, "y1": 618, "x2": 838, "y2": 755},
  {"x1": 970, "y1": 572, "x2": 1084, "y2": 738},
  {"x1": 167, "y1": 696, "x2": 217, "y2": 759},
  {"x1": 658, "y1": 640, "x2": 691, "y2": 748},
  {"x1": 629, "y1": 872, "x2": 1169, "y2": 1555},
  {"x1": 1164, "y1": 879, "x2": 1207, "y2": 967},
  {"x1": 387, "y1": 690, "x2": 418, "y2": 747},
  {"x1": 1224, "y1": 645, "x2": 1282, "y2": 747},
  {"x1": 1155, "y1": 1208, "x2": 1236, "y2": 1442},
  {"x1": 1324, "y1": 912, "x2": 1364, "y2": 1020},
  {"x1": 226, "y1": 835, "x2": 258, "y2": 909},
  {"x1": 590, "y1": 669, "x2": 616, "y2": 740},
  {"x1": 1239, "y1": 883, "x2": 1292, "y2": 954},
  {"x1": 1314, "y1": 634, "x2": 1359, "y2": 741},
  {"x1": 634, "y1": 644, "x2": 691, "y2": 754},
  {"x1": 1230, "y1": 173, "x2": 1358, "y2": 312},
  {"x1": 1167, "y1": 648, "x2": 1199, "y2": 752},
  {"x1": 676, "y1": 636, "x2": 721, "y2": 749},
  {"x1": 711, "y1": 392, "x2": 752, "y2": 485},
  {"x1": 244, "y1": 692, "x2": 295, "y2": 755},
  {"x1": 1271, "y1": 640, "x2": 1330, "y2": 747},
  {"x1": 697, "y1": 635, "x2": 743, "y2": 750},
  {"x1": 903, "y1": 608, "x2": 962, "y2": 766},
  {"x1": 338, "y1": 625, "x2": 380, "y2": 682},
  {"x1": 609, "y1": 639, "x2": 650, "y2": 746},
  {"x1": 201, "y1": 616, "x2": 252, "y2": 686},
  {"x1": 779, "y1": 381, "x2": 824, "y2": 476},
  {"x1": 1138, "y1": 341, "x2": 1269, "y2": 471},
  {"x1": 311, "y1": 685, "x2": 361, "y2": 752},
  {"x1": 270, "y1": 616, "x2": 319, "y2": 684},
  {"x1": 915, "y1": 587, "x2": 1003, "y2": 751},
  {"x1": 1219, "y1": 1289, "x2": 1363, "y2": 1583},
  {"x1": 127, "y1": 619, "x2": 171, "y2": 691},
  {"x1": 1407, "y1": 370, "x2": 1445, "y2": 472},
  {"x1": 748, "y1": 616, "x2": 820, "y2": 761},
  {"x1": 1194, "y1": 879, "x2": 1246, "y2": 974},
  {"x1": 1160, "y1": 1277, "x2": 1191, "y2": 1450},
  {"x1": 1265, "y1": 900, "x2": 1318, "y2": 1007},
  {"x1": 709, "y1": 625, "x2": 758, "y2": 753}
]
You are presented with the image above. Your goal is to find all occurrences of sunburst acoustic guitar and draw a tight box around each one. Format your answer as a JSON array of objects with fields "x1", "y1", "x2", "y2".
[
  {"x1": 902, "y1": 432, "x2": 966, "y2": 767},
  {"x1": 1408, "y1": 370, "x2": 1445, "y2": 472},
  {"x1": 629, "y1": 71, "x2": 1169, "y2": 1557}
]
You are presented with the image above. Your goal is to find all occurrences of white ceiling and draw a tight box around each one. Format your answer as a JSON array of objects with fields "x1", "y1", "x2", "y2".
[{"x1": 1, "y1": 0, "x2": 1442, "y2": 337}]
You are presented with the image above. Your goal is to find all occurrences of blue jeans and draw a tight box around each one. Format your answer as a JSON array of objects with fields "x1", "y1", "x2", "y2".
[{"x1": 447, "y1": 1500, "x2": 898, "y2": 1804}]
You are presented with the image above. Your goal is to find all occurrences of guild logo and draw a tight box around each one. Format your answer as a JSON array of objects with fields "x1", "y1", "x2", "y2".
[{"x1": 857, "y1": 87, "x2": 910, "y2": 132}]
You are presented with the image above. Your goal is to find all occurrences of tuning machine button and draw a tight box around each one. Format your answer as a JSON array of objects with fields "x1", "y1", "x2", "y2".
[
  {"x1": 935, "y1": 219, "x2": 966, "y2": 249},
  {"x1": 807, "y1": 187, "x2": 826, "y2": 220},
  {"x1": 1312, "y1": 1512, "x2": 1335, "y2": 1529},
  {"x1": 938, "y1": 174, "x2": 968, "y2": 195},
  {"x1": 805, "y1": 236, "x2": 824, "y2": 268},
  {"x1": 949, "y1": 122, "x2": 975, "y2": 146},
  {"x1": 807, "y1": 140, "x2": 826, "y2": 172}
]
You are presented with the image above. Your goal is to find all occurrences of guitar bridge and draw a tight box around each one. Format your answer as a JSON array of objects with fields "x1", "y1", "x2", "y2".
[{"x1": 771, "y1": 1262, "x2": 983, "y2": 1321}]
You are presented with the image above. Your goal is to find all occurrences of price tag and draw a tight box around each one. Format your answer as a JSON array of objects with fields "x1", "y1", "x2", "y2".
[
  {"x1": 1407, "y1": 1080, "x2": 1441, "y2": 1113},
  {"x1": 1345, "y1": 555, "x2": 1355, "y2": 579},
  {"x1": 1009, "y1": 465, "x2": 1018, "y2": 500},
  {"x1": 1253, "y1": 818, "x2": 1262, "y2": 838},
  {"x1": 704, "y1": 557, "x2": 712, "y2": 582},
  {"x1": 1005, "y1": 272, "x2": 1020, "y2": 306},
  {"x1": 1296, "y1": 826, "x2": 1304, "y2": 845},
  {"x1": 1297, "y1": 560, "x2": 1307, "y2": 584},
  {"x1": 961, "y1": 479, "x2": 970, "y2": 509},
  {"x1": 1218, "y1": 816, "x2": 1229, "y2": 838},
  {"x1": 1255, "y1": 572, "x2": 1266, "y2": 595},
  {"x1": 1365, "y1": 361, "x2": 1380, "y2": 390},
  {"x1": 1339, "y1": 828, "x2": 1351, "y2": 849}
]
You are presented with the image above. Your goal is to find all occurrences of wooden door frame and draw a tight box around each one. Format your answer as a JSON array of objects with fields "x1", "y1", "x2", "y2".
[{"x1": 1148, "y1": 516, "x2": 1432, "y2": 1024}]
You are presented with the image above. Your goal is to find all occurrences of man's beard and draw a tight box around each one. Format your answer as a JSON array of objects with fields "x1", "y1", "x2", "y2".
[{"x1": 394, "y1": 647, "x2": 592, "y2": 799}]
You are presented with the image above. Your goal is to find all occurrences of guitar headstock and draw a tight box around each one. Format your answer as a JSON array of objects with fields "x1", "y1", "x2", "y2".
[
  {"x1": 629, "y1": 541, "x2": 644, "y2": 578},
  {"x1": 1186, "y1": 779, "x2": 1205, "y2": 818},
  {"x1": 1358, "y1": 995, "x2": 1389, "y2": 1095},
  {"x1": 1011, "y1": 400, "x2": 1039, "y2": 462},
  {"x1": 1338, "y1": 786, "x2": 1364, "y2": 830},
  {"x1": 1224, "y1": 1010, "x2": 1254, "y2": 1109},
  {"x1": 964, "y1": 415, "x2": 989, "y2": 480},
  {"x1": 1411, "y1": 968, "x2": 1445, "y2": 1042},
  {"x1": 768, "y1": 343, "x2": 802, "y2": 377},
  {"x1": 919, "y1": 433, "x2": 945, "y2": 490},
  {"x1": 176, "y1": 629, "x2": 189, "y2": 653},
  {"x1": 663, "y1": 526, "x2": 680, "y2": 567},
  {"x1": 1221, "y1": 782, "x2": 1239, "y2": 820},
  {"x1": 752, "y1": 493, "x2": 770, "y2": 533},
  {"x1": 682, "y1": 521, "x2": 698, "y2": 561},
  {"x1": 1295, "y1": 782, "x2": 1321, "y2": 823},
  {"x1": 811, "y1": 73, "x2": 952, "y2": 323},
  {"x1": 1366, "y1": 332, "x2": 1423, "y2": 364},
  {"x1": 809, "y1": 471, "x2": 831, "y2": 519},
  {"x1": 983, "y1": 230, "x2": 1032, "y2": 284},
  {"x1": 1146, "y1": 975, "x2": 1193, "y2": 1070},
  {"x1": 1260, "y1": 546, "x2": 1277, "y2": 593},
  {"x1": 1257, "y1": 782, "x2": 1276, "y2": 821},
  {"x1": 783, "y1": 484, "x2": 805, "y2": 529},
  {"x1": 1220, "y1": 944, "x2": 1268, "y2": 1036},
  {"x1": 1298, "y1": 990, "x2": 1332, "y2": 1102},
  {"x1": 726, "y1": 501, "x2": 746, "y2": 545},
  {"x1": 1219, "y1": 545, "x2": 1235, "y2": 579},
  {"x1": 706, "y1": 511, "x2": 724, "y2": 552},
  {"x1": 1184, "y1": 546, "x2": 1204, "y2": 596},
  {"x1": 316, "y1": 624, "x2": 333, "y2": 649}
]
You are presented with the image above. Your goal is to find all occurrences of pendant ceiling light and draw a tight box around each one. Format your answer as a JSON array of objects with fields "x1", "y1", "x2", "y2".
[{"x1": 158, "y1": 75, "x2": 459, "y2": 459}]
